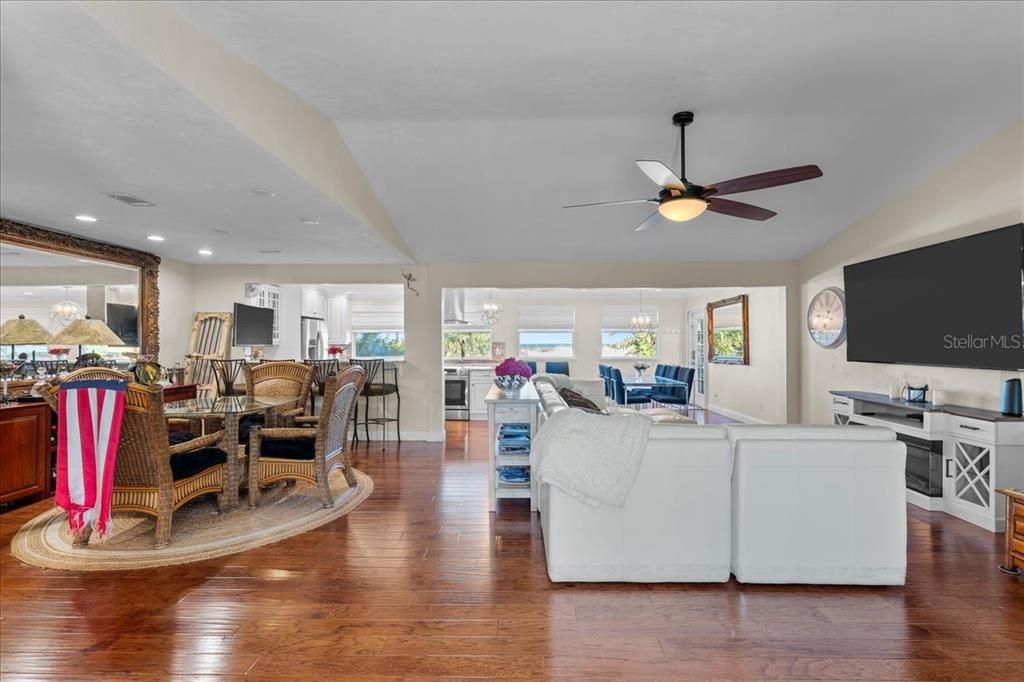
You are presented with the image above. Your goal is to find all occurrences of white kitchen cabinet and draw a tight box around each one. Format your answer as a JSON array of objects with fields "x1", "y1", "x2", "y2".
[
  {"x1": 300, "y1": 287, "x2": 327, "y2": 319},
  {"x1": 469, "y1": 371, "x2": 496, "y2": 420},
  {"x1": 327, "y1": 296, "x2": 349, "y2": 345}
]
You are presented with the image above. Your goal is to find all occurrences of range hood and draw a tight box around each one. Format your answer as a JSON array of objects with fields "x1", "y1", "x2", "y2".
[{"x1": 443, "y1": 289, "x2": 469, "y2": 325}]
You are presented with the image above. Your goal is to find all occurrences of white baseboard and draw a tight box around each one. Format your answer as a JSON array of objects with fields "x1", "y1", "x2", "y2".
[
  {"x1": 706, "y1": 403, "x2": 767, "y2": 424},
  {"x1": 352, "y1": 429, "x2": 445, "y2": 442}
]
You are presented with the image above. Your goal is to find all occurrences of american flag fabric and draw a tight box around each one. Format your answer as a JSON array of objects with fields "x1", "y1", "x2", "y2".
[{"x1": 56, "y1": 379, "x2": 127, "y2": 539}]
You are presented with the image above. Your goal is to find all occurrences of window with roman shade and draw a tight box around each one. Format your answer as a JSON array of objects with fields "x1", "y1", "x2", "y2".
[
  {"x1": 517, "y1": 304, "x2": 575, "y2": 358},
  {"x1": 600, "y1": 304, "x2": 658, "y2": 358},
  {"x1": 351, "y1": 290, "x2": 405, "y2": 358}
]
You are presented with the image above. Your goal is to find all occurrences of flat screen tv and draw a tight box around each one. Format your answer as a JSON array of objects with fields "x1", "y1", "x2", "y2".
[
  {"x1": 844, "y1": 223, "x2": 1024, "y2": 371},
  {"x1": 233, "y1": 303, "x2": 274, "y2": 346},
  {"x1": 105, "y1": 303, "x2": 139, "y2": 346}
]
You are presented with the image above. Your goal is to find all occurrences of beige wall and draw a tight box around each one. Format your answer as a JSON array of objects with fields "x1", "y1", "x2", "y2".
[
  {"x1": 681, "y1": 287, "x2": 789, "y2": 424},
  {"x1": 799, "y1": 118, "x2": 1024, "y2": 423}
]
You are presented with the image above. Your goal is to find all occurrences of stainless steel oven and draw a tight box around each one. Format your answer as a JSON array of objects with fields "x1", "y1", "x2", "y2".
[{"x1": 444, "y1": 369, "x2": 469, "y2": 420}]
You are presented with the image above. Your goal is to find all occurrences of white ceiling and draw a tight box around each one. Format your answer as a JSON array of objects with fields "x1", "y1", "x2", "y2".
[{"x1": 2, "y1": 1, "x2": 1021, "y2": 265}]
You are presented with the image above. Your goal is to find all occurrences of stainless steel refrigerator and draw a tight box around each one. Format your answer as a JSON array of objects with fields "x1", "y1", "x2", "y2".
[{"x1": 300, "y1": 317, "x2": 327, "y2": 360}]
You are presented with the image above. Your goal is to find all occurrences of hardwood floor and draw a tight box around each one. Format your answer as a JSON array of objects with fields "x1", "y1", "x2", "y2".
[{"x1": 2, "y1": 421, "x2": 1022, "y2": 680}]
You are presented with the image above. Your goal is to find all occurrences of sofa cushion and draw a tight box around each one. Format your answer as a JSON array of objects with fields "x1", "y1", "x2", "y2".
[
  {"x1": 536, "y1": 382, "x2": 569, "y2": 415},
  {"x1": 558, "y1": 388, "x2": 603, "y2": 414},
  {"x1": 725, "y1": 424, "x2": 895, "y2": 444},
  {"x1": 605, "y1": 405, "x2": 696, "y2": 425},
  {"x1": 169, "y1": 447, "x2": 227, "y2": 481}
]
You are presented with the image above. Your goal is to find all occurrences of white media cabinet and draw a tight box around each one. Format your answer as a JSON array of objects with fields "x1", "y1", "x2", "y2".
[{"x1": 830, "y1": 390, "x2": 1024, "y2": 532}]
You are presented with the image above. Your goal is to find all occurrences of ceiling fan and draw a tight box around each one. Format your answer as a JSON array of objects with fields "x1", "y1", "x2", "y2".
[{"x1": 564, "y1": 111, "x2": 822, "y2": 231}]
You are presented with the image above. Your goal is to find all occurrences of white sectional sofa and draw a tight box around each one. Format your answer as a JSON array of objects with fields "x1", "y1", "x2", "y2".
[
  {"x1": 727, "y1": 425, "x2": 907, "y2": 585},
  {"x1": 532, "y1": 380, "x2": 908, "y2": 585}
]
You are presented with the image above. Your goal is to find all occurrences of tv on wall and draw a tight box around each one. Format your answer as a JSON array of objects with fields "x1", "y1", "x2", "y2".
[
  {"x1": 233, "y1": 303, "x2": 274, "y2": 346},
  {"x1": 844, "y1": 223, "x2": 1024, "y2": 371},
  {"x1": 105, "y1": 303, "x2": 139, "y2": 346}
]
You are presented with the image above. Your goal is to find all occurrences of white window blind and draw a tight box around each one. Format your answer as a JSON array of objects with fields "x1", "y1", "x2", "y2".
[
  {"x1": 517, "y1": 304, "x2": 575, "y2": 330},
  {"x1": 600, "y1": 304, "x2": 659, "y2": 329},
  {"x1": 351, "y1": 295, "x2": 404, "y2": 331}
]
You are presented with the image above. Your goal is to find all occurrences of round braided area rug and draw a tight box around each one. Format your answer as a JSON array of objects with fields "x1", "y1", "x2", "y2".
[{"x1": 10, "y1": 468, "x2": 372, "y2": 571}]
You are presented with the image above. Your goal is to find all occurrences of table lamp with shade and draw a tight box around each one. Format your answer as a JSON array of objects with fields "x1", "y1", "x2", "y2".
[
  {"x1": 0, "y1": 315, "x2": 54, "y2": 402},
  {"x1": 51, "y1": 315, "x2": 125, "y2": 364}
]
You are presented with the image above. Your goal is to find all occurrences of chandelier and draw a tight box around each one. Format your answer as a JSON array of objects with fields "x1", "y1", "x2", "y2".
[
  {"x1": 50, "y1": 286, "x2": 84, "y2": 327},
  {"x1": 481, "y1": 290, "x2": 503, "y2": 325},
  {"x1": 630, "y1": 290, "x2": 657, "y2": 333}
]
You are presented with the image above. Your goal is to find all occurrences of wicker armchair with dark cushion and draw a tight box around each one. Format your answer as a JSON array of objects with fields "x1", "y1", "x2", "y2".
[
  {"x1": 236, "y1": 361, "x2": 314, "y2": 444},
  {"x1": 42, "y1": 369, "x2": 227, "y2": 549},
  {"x1": 248, "y1": 366, "x2": 366, "y2": 508}
]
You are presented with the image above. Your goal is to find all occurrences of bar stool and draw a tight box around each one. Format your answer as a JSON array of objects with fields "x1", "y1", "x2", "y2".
[
  {"x1": 304, "y1": 358, "x2": 340, "y2": 415},
  {"x1": 209, "y1": 358, "x2": 247, "y2": 396},
  {"x1": 349, "y1": 358, "x2": 401, "y2": 447}
]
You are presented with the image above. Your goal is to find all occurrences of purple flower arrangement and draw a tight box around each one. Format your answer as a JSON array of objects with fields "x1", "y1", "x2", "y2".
[{"x1": 494, "y1": 357, "x2": 532, "y2": 392}]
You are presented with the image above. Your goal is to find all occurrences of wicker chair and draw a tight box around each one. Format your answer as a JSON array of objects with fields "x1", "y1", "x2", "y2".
[
  {"x1": 242, "y1": 361, "x2": 313, "y2": 424},
  {"x1": 42, "y1": 369, "x2": 227, "y2": 549},
  {"x1": 248, "y1": 366, "x2": 365, "y2": 508}
]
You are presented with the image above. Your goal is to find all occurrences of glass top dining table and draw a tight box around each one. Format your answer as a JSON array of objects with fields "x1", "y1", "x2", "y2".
[
  {"x1": 163, "y1": 395, "x2": 297, "y2": 418},
  {"x1": 622, "y1": 374, "x2": 687, "y2": 389}
]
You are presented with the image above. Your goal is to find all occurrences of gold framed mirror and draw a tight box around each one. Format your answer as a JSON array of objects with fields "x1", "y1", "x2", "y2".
[
  {"x1": 707, "y1": 294, "x2": 749, "y2": 365},
  {"x1": 1, "y1": 219, "x2": 160, "y2": 359}
]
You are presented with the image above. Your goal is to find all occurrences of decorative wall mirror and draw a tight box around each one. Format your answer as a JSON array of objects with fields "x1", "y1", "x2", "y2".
[
  {"x1": 0, "y1": 220, "x2": 160, "y2": 365},
  {"x1": 707, "y1": 294, "x2": 749, "y2": 365}
]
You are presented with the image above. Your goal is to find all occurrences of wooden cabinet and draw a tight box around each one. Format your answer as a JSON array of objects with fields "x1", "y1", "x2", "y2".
[
  {"x1": 0, "y1": 402, "x2": 52, "y2": 504},
  {"x1": 997, "y1": 488, "x2": 1024, "y2": 575}
]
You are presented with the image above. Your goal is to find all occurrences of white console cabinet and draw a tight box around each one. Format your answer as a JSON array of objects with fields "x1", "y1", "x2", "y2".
[{"x1": 830, "y1": 391, "x2": 1024, "y2": 532}]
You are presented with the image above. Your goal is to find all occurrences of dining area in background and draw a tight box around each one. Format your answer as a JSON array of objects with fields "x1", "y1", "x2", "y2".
[{"x1": 599, "y1": 363, "x2": 695, "y2": 412}]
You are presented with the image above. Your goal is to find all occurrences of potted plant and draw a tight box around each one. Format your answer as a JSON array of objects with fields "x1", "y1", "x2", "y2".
[{"x1": 494, "y1": 357, "x2": 533, "y2": 393}]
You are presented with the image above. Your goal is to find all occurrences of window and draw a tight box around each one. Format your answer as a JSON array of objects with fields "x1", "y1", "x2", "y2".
[
  {"x1": 444, "y1": 331, "x2": 491, "y2": 360},
  {"x1": 601, "y1": 305, "x2": 658, "y2": 358},
  {"x1": 517, "y1": 304, "x2": 574, "y2": 358},
  {"x1": 351, "y1": 290, "x2": 405, "y2": 359}
]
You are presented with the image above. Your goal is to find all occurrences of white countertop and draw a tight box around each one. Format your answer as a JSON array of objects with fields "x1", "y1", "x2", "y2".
[{"x1": 484, "y1": 381, "x2": 540, "y2": 404}]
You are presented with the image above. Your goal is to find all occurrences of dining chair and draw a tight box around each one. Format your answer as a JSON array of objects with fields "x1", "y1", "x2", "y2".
[
  {"x1": 654, "y1": 366, "x2": 694, "y2": 410},
  {"x1": 41, "y1": 371, "x2": 227, "y2": 548},
  {"x1": 237, "y1": 361, "x2": 313, "y2": 445},
  {"x1": 248, "y1": 366, "x2": 366, "y2": 508},
  {"x1": 349, "y1": 358, "x2": 400, "y2": 447},
  {"x1": 545, "y1": 361, "x2": 570, "y2": 376},
  {"x1": 33, "y1": 359, "x2": 71, "y2": 376},
  {"x1": 525, "y1": 361, "x2": 537, "y2": 375},
  {"x1": 611, "y1": 367, "x2": 651, "y2": 408}
]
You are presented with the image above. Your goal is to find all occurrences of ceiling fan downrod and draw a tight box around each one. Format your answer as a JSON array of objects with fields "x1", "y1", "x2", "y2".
[{"x1": 672, "y1": 111, "x2": 694, "y2": 185}]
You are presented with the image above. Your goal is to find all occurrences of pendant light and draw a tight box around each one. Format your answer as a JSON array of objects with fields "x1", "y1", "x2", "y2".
[
  {"x1": 630, "y1": 289, "x2": 656, "y2": 333},
  {"x1": 50, "y1": 286, "x2": 84, "y2": 327},
  {"x1": 481, "y1": 289, "x2": 503, "y2": 325}
]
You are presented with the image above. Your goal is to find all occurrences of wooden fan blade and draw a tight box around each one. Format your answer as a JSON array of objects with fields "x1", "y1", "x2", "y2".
[
  {"x1": 636, "y1": 160, "x2": 684, "y2": 189},
  {"x1": 634, "y1": 211, "x2": 662, "y2": 232},
  {"x1": 704, "y1": 165, "x2": 822, "y2": 197},
  {"x1": 706, "y1": 198, "x2": 777, "y2": 221},
  {"x1": 563, "y1": 198, "x2": 657, "y2": 209}
]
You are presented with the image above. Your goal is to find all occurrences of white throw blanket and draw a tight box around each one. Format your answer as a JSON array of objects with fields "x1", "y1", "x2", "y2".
[{"x1": 534, "y1": 408, "x2": 652, "y2": 507}]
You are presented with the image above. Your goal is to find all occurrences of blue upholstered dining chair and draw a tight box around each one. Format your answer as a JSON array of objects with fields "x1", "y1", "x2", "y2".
[
  {"x1": 654, "y1": 366, "x2": 694, "y2": 409},
  {"x1": 599, "y1": 364, "x2": 612, "y2": 398},
  {"x1": 611, "y1": 367, "x2": 651, "y2": 407},
  {"x1": 545, "y1": 361, "x2": 569, "y2": 376},
  {"x1": 525, "y1": 361, "x2": 537, "y2": 375}
]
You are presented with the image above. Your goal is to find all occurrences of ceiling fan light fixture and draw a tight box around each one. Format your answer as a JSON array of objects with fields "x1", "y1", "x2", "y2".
[{"x1": 658, "y1": 196, "x2": 707, "y2": 222}]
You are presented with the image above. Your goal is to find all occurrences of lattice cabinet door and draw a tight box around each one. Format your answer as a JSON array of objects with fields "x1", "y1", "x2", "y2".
[
  {"x1": 950, "y1": 438, "x2": 994, "y2": 512},
  {"x1": 833, "y1": 413, "x2": 851, "y2": 426}
]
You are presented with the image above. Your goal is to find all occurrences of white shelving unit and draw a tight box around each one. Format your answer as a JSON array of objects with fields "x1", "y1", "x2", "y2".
[{"x1": 485, "y1": 381, "x2": 540, "y2": 512}]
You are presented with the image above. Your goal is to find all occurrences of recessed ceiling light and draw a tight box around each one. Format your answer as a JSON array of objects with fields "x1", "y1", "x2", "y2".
[
  {"x1": 75, "y1": 215, "x2": 97, "y2": 222},
  {"x1": 258, "y1": 249, "x2": 283, "y2": 254},
  {"x1": 301, "y1": 218, "x2": 320, "y2": 226},
  {"x1": 147, "y1": 235, "x2": 165, "y2": 242},
  {"x1": 198, "y1": 248, "x2": 213, "y2": 256},
  {"x1": 250, "y1": 187, "x2": 276, "y2": 198}
]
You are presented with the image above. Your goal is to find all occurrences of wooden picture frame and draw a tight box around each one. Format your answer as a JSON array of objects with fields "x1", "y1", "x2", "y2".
[
  {"x1": 707, "y1": 294, "x2": 749, "y2": 365},
  {"x1": 0, "y1": 219, "x2": 161, "y2": 357}
]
